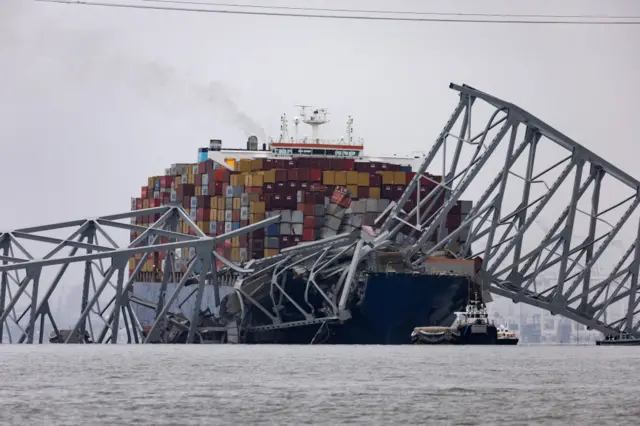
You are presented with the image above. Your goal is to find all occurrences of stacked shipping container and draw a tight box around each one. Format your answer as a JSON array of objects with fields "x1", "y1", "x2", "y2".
[{"x1": 130, "y1": 156, "x2": 472, "y2": 282}]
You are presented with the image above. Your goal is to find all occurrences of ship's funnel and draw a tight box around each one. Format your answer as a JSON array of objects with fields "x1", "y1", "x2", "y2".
[
  {"x1": 247, "y1": 135, "x2": 258, "y2": 151},
  {"x1": 209, "y1": 139, "x2": 222, "y2": 151}
]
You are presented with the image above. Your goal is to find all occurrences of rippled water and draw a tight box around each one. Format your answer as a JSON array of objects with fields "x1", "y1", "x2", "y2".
[{"x1": 1, "y1": 345, "x2": 639, "y2": 425}]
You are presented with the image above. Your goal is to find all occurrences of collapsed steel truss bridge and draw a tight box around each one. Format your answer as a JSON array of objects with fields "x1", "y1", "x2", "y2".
[{"x1": 1, "y1": 83, "x2": 638, "y2": 344}]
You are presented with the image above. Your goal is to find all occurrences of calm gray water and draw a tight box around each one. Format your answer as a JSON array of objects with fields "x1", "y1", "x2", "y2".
[{"x1": 0, "y1": 345, "x2": 638, "y2": 425}]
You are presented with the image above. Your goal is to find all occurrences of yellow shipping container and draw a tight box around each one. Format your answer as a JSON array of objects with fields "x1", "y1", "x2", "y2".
[
  {"x1": 346, "y1": 171, "x2": 359, "y2": 185},
  {"x1": 217, "y1": 197, "x2": 225, "y2": 210},
  {"x1": 236, "y1": 159, "x2": 252, "y2": 173},
  {"x1": 195, "y1": 186, "x2": 202, "y2": 196},
  {"x1": 251, "y1": 159, "x2": 263, "y2": 171},
  {"x1": 250, "y1": 213, "x2": 265, "y2": 224},
  {"x1": 264, "y1": 249, "x2": 280, "y2": 257},
  {"x1": 335, "y1": 171, "x2": 347, "y2": 186},
  {"x1": 250, "y1": 201, "x2": 266, "y2": 214},
  {"x1": 251, "y1": 173, "x2": 264, "y2": 187},
  {"x1": 128, "y1": 257, "x2": 135, "y2": 271},
  {"x1": 210, "y1": 209, "x2": 217, "y2": 221},
  {"x1": 197, "y1": 221, "x2": 210, "y2": 233},
  {"x1": 322, "y1": 171, "x2": 335, "y2": 185},
  {"x1": 230, "y1": 174, "x2": 243, "y2": 186},
  {"x1": 393, "y1": 171, "x2": 406, "y2": 185},
  {"x1": 358, "y1": 172, "x2": 370, "y2": 186},
  {"x1": 232, "y1": 237, "x2": 240, "y2": 248},
  {"x1": 263, "y1": 170, "x2": 276, "y2": 184},
  {"x1": 378, "y1": 171, "x2": 395, "y2": 185},
  {"x1": 347, "y1": 185, "x2": 358, "y2": 197},
  {"x1": 231, "y1": 248, "x2": 241, "y2": 262},
  {"x1": 187, "y1": 174, "x2": 195, "y2": 185},
  {"x1": 142, "y1": 199, "x2": 149, "y2": 209},
  {"x1": 148, "y1": 176, "x2": 155, "y2": 187},
  {"x1": 217, "y1": 210, "x2": 225, "y2": 222},
  {"x1": 233, "y1": 197, "x2": 241, "y2": 210},
  {"x1": 369, "y1": 187, "x2": 381, "y2": 200}
]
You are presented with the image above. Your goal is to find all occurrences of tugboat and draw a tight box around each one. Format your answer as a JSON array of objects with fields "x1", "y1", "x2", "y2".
[
  {"x1": 595, "y1": 332, "x2": 640, "y2": 346},
  {"x1": 411, "y1": 292, "x2": 499, "y2": 345},
  {"x1": 496, "y1": 324, "x2": 519, "y2": 345}
]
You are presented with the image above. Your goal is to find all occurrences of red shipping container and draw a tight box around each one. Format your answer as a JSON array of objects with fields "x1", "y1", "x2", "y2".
[
  {"x1": 318, "y1": 158, "x2": 331, "y2": 170},
  {"x1": 263, "y1": 183, "x2": 274, "y2": 193},
  {"x1": 276, "y1": 182, "x2": 286, "y2": 192},
  {"x1": 331, "y1": 158, "x2": 344, "y2": 170},
  {"x1": 310, "y1": 169, "x2": 322, "y2": 182},
  {"x1": 159, "y1": 176, "x2": 174, "y2": 189},
  {"x1": 275, "y1": 170, "x2": 288, "y2": 182},
  {"x1": 288, "y1": 169, "x2": 299, "y2": 181},
  {"x1": 196, "y1": 208, "x2": 210, "y2": 221},
  {"x1": 161, "y1": 193, "x2": 171, "y2": 204},
  {"x1": 303, "y1": 204, "x2": 315, "y2": 216},
  {"x1": 149, "y1": 199, "x2": 157, "y2": 208},
  {"x1": 141, "y1": 186, "x2": 149, "y2": 198},
  {"x1": 303, "y1": 228, "x2": 315, "y2": 241},
  {"x1": 197, "y1": 196, "x2": 211, "y2": 208},
  {"x1": 216, "y1": 222, "x2": 225, "y2": 235},
  {"x1": 298, "y1": 168, "x2": 310, "y2": 181},
  {"x1": 344, "y1": 159, "x2": 355, "y2": 171},
  {"x1": 135, "y1": 198, "x2": 143, "y2": 209},
  {"x1": 198, "y1": 159, "x2": 215, "y2": 174},
  {"x1": 303, "y1": 216, "x2": 316, "y2": 228},
  {"x1": 215, "y1": 169, "x2": 230, "y2": 183},
  {"x1": 357, "y1": 187, "x2": 369, "y2": 199}
]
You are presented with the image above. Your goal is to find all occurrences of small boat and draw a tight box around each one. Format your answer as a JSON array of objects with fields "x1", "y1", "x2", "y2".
[
  {"x1": 411, "y1": 292, "x2": 502, "y2": 345},
  {"x1": 595, "y1": 332, "x2": 640, "y2": 346},
  {"x1": 496, "y1": 324, "x2": 519, "y2": 345}
]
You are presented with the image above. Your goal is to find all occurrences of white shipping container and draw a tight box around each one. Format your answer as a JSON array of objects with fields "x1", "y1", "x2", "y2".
[
  {"x1": 365, "y1": 199, "x2": 378, "y2": 213},
  {"x1": 224, "y1": 222, "x2": 233, "y2": 233},
  {"x1": 225, "y1": 210, "x2": 233, "y2": 222},
  {"x1": 192, "y1": 165, "x2": 199, "y2": 175},
  {"x1": 130, "y1": 197, "x2": 137, "y2": 210},
  {"x1": 291, "y1": 224, "x2": 303, "y2": 235},
  {"x1": 189, "y1": 209, "x2": 197, "y2": 220},
  {"x1": 201, "y1": 185, "x2": 209, "y2": 196},
  {"x1": 280, "y1": 223, "x2": 291, "y2": 235},
  {"x1": 241, "y1": 193, "x2": 250, "y2": 207},
  {"x1": 202, "y1": 174, "x2": 208, "y2": 185},
  {"x1": 181, "y1": 175, "x2": 188, "y2": 184},
  {"x1": 240, "y1": 207, "x2": 249, "y2": 221},
  {"x1": 291, "y1": 210, "x2": 303, "y2": 224},
  {"x1": 170, "y1": 191, "x2": 177, "y2": 202},
  {"x1": 190, "y1": 197, "x2": 198, "y2": 209},
  {"x1": 280, "y1": 210, "x2": 292, "y2": 223}
]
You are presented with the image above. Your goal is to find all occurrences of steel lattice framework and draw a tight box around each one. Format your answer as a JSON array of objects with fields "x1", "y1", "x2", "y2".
[{"x1": 1, "y1": 82, "x2": 638, "y2": 344}]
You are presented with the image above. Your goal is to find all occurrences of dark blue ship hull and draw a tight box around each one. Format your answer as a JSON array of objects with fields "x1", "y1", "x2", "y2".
[{"x1": 244, "y1": 272, "x2": 475, "y2": 345}]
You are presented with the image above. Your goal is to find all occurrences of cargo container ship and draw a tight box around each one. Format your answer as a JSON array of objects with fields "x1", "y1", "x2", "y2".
[{"x1": 129, "y1": 107, "x2": 481, "y2": 344}]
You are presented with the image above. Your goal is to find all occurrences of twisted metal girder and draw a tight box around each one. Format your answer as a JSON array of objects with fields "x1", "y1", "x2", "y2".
[
  {"x1": 382, "y1": 83, "x2": 640, "y2": 337},
  {"x1": 0, "y1": 204, "x2": 280, "y2": 344}
]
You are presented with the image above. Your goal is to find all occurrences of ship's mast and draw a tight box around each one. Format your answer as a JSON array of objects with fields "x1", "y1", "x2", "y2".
[
  {"x1": 346, "y1": 116, "x2": 354, "y2": 144},
  {"x1": 279, "y1": 114, "x2": 289, "y2": 143},
  {"x1": 297, "y1": 105, "x2": 329, "y2": 144}
]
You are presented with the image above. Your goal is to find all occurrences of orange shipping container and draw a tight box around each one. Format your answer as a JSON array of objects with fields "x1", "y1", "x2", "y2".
[{"x1": 264, "y1": 248, "x2": 280, "y2": 257}]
